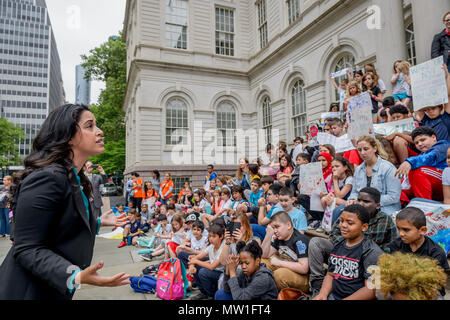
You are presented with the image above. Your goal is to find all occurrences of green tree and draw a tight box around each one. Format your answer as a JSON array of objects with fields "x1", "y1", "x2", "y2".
[
  {"x1": 0, "y1": 118, "x2": 25, "y2": 168},
  {"x1": 81, "y1": 33, "x2": 127, "y2": 173}
]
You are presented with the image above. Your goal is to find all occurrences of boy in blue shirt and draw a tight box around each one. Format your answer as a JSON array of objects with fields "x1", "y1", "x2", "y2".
[
  {"x1": 396, "y1": 126, "x2": 450, "y2": 201},
  {"x1": 269, "y1": 187, "x2": 308, "y2": 233}
]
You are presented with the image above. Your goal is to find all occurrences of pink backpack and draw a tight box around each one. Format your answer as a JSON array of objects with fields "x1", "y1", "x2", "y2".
[{"x1": 156, "y1": 258, "x2": 189, "y2": 300}]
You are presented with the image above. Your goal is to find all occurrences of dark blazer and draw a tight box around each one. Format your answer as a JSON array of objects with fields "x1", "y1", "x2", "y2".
[
  {"x1": 0, "y1": 165, "x2": 99, "y2": 300},
  {"x1": 431, "y1": 30, "x2": 450, "y2": 65}
]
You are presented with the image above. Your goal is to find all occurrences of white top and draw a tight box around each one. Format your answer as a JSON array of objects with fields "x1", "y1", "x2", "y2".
[
  {"x1": 443, "y1": 168, "x2": 450, "y2": 186},
  {"x1": 219, "y1": 199, "x2": 233, "y2": 216},
  {"x1": 292, "y1": 144, "x2": 304, "y2": 166},
  {"x1": 338, "y1": 87, "x2": 346, "y2": 111},
  {"x1": 171, "y1": 230, "x2": 185, "y2": 245},
  {"x1": 187, "y1": 233, "x2": 209, "y2": 251},
  {"x1": 391, "y1": 73, "x2": 410, "y2": 95},
  {"x1": 205, "y1": 241, "x2": 225, "y2": 272}
]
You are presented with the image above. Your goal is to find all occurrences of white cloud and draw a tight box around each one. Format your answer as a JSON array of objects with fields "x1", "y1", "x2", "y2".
[{"x1": 45, "y1": 0, "x2": 126, "y2": 105}]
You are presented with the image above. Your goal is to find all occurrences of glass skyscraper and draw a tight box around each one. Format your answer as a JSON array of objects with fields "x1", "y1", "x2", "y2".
[
  {"x1": 75, "y1": 64, "x2": 90, "y2": 106},
  {"x1": 0, "y1": 0, "x2": 65, "y2": 157}
]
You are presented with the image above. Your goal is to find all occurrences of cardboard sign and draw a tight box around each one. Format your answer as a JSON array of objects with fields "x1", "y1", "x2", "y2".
[
  {"x1": 410, "y1": 56, "x2": 448, "y2": 111},
  {"x1": 298, "y1": 162, "x2": 327, "y2": 196},
  {"x1": 346, "y1": 92, "x2": 374, "y2": 140},
  {"x1": 316, "y1": 132, "x2": 355, "y2": 153},
  {"x1": 373, "y1": 118, "x2": 417, "y2": 136}
]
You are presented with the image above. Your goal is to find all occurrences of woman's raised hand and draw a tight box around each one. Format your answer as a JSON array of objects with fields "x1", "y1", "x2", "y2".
[{"x1": 75, "y1": 261, "x2": 130, "y2": 287}]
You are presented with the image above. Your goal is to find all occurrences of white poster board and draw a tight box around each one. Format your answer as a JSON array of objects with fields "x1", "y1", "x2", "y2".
[
  {"x1": 321, "y1": 112, "x2": 343, "y2": 121},
  {"x1": 331, "y1": 68, "x2": 349, "y2": 78},
  {"x1": 410, "y1": 56, "x2": 448, "y2": 111},
  {"x1": 346, "y1": 92, "x2": 375, "y2": 140},
  {"x1": 373, "y1": 118, "x2": 417, "y2": 136},
  {"x1": 298, "y1": 162, "x2": 327, "y2": 196},
  {"x1": 316, "y1": 132, "x2": 355, "y2": 153}
]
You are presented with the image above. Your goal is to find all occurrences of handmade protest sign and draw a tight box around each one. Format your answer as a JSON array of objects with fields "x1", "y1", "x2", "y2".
[
  {"x1": 316, "y1": 132, "x2": 355, "y2": 153},
  {"x1": 373, "y1": 118, "x2": 417, "y2": 136},
  {"x1": 346, "y1": 92, "x2": 374, "y2": 140},
  {"x1": 298, "y1": 162, "x2": 327, "y2": 196},
  {"x1": 410, "y1": 56, "x2": 448, "y2": 111},
  {"x1": 331, "y1": 68, "x2": 349, "y2": 78},
  {"x1": 321, "y1": 112, "x2": 343, "y2": 121},
  {"x1": 406, "y1": 199, "x2": 450, "y2": 254}
]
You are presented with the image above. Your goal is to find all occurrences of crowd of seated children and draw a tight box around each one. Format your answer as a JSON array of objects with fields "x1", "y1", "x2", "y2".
[{"x1": 126, "y1": 61, "x2": 450, "y2": 300}]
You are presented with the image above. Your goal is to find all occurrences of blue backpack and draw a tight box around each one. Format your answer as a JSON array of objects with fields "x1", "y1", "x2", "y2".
[{"x1": 130, "y1": 275, "x2": 157, "y2": 294}]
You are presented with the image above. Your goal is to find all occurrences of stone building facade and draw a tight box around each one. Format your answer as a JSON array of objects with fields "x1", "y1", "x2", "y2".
[{"x1": 122, "y1": 0, "x2": 449, "y2": 191}]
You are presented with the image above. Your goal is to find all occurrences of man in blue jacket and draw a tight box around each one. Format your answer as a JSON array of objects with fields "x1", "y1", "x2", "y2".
[{"x1": 396, "y1": 126, "x2": 450, "y2": 201}]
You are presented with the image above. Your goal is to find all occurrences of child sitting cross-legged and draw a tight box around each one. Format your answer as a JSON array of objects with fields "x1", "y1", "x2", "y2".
[
  {"x1": 118, "y1": 209, "x2": 142, "y2": 248},
  {"x1": 143, "y1": 214, "x2": 185, "y2": 261},
  {"x1": 385, "y1": 207, "x2": 449, "y2": 298},
  {"x1": 214, "y1": 240, "x2": 278, "y2": 300},
  {"x1": 177, "y1": 219, "x2": 209, "y2": 268},
  {"x1": 261, "y1": 211, "x2": 310, "y2": 293},
  {"x1": 140, "y1": 213, "x2": 172, "y2": 261},
  {"x1": 313, "y1": 204, "x2": 383, "y2": 300},
  {"x1": 189, "y1": 223, "x2": 228, "y2": 300}
]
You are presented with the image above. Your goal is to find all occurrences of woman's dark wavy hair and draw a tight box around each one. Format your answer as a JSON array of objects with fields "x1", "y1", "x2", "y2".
[{"x1": 10, "y1": 104, "x2": 94, "y2": 209}]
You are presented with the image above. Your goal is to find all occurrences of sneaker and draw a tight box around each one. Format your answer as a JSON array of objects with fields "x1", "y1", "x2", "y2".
[
  {"x1": 308, "y1": 220, "x2": 320, "y2": 230},
  {"x1": 141, "y1": 253, "x2": 154, "y2": 261},
  {"x1": 117, "y1": 240, "x2": 127, "y2": 248},
  {"x1": 316, "y1": 226, "x2": 324, "y2": 233},
  {"x1": 189, "y1": 292, "x2": 209, "y2": 300}
]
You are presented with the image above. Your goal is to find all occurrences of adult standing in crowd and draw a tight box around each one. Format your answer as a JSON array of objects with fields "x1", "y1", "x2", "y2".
[
  {"x1": 150, "y1": 170, "x2": 161, "y2": 197},
  {"x1": 159, "y1": 172, "x2": 174, "y2": 205},
  {"x1": 0, "y1": 176, "x2": 12, "y2": 238},
  {"x1": 431, "y1": 11, "x2": 450, "y2": 70},
  {"x1": 0, "y1": 104, "x2": 129, "y2": 300},
  {"x1": 204, "y1": 164, "x2": 217, "y2": 190},
  {"x1": 84, "y1": 161, "x2": 107, "y2": 218},
  {"x1": 131, "y1": 172, "x2": 144, "y2": 213},
  {"x1": 125, "y1": 176, "x2": 134, "y2": 204}
]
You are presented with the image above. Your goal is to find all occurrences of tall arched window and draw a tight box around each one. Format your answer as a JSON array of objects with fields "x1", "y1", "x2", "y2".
[
  {"x1": 166, "y1": 98, "x2": 188, "y2": 145},
  {"x1": 262, "y1": 96, "x2": 272, "y2": 144},
  {"x1": 405, "y1": 22, "x2": 416, "y2": 66},
  {"x1": 291, "y1": 80, "x2": 306, "y2": 138},
  {"x1": 217, "y1": 101, "x2": 236, "y2": 147},
  {"x1": 332, "y1": 54, "x2": 355, "y2": 101}
]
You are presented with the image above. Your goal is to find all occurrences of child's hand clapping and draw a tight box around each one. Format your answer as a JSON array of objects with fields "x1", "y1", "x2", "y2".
[
  {"x1": 257, "y1": 198, "x2": 266, "y2": 207},
  {"x1": 226, "y1": 255, "x2": 240, "y2": 275}
]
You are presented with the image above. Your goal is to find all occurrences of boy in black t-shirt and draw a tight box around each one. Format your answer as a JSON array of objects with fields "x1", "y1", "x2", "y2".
[
  {"x1": 386, "y1": 207, "x2": 449, "y2": 298},
  {"x1": 313, "y1": 204, "x2": 383, "y2": 300},
  {"x1": 261, "y1": 211, "x2": 310, "y2": 292}
]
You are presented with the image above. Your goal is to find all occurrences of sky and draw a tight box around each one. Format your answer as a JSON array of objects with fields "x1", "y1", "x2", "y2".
[{"x1": 45, "y1": 0, "x2": 127, "y2": 104}]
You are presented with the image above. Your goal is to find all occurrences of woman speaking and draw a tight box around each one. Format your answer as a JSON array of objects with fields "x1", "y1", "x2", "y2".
[{"x1": 0, "y1": 104, "x2": 130, "y2": 300}]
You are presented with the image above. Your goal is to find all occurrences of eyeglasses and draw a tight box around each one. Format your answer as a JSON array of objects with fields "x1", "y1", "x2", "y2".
[{"x1": 445, "y1": 19, "x2": 450, "y2": 23}]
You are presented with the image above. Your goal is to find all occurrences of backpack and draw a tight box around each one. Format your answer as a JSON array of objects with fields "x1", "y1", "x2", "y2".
[
  {"x1": 130, "y1": 275, "x2": 157, "y2": 294},
  {"x1": 156, "y1": 258, "x2": 189, "y2": 300}
]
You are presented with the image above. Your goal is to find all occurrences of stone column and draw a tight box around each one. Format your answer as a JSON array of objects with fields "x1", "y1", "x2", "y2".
[
  {"x1": 373, "y1": 0, "x2": 407, "y2": 94},
  {"x1": 411, "y1": 0, "x2": 450, "y2": 64}
]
